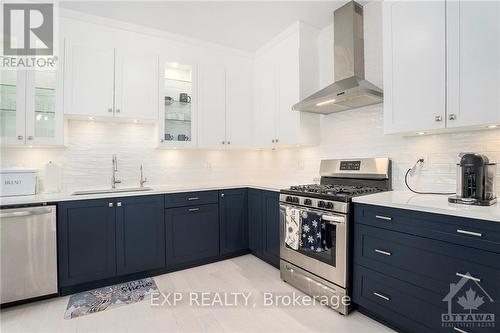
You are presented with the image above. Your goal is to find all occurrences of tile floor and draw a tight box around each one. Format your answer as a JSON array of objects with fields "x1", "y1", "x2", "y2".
[{"x1": 0, "y1": 255, "x2": 394, "y2": 333}]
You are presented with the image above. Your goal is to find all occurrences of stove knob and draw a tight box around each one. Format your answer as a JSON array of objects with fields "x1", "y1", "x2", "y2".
[
  {"x1": 304, "y1": 199, "x2": 312, "y2": 206},
  {"x1": 326, "y1": 202, "x2": 334, "y2": 209},
  {"x1": 286, "y1": 196, "x2": 293, "y2": 202},
  {"x1": 318, "y1": 201, "x2": 326, "y2": 208},
  {"x1": 292, "y1": 197, "x2": 300, "y2": 203}
]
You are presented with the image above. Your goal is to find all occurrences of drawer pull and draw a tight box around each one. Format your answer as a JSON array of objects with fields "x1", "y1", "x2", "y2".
[
  {"x1": 187, "y1": 197, "x2": 199, "y2": 201},
  {"x1": 374, "y1": 249, "x2": 392, "y2": 256},
  {"x1": 456, "y1": 229, "x2": 482, "y2": 237},
  {"x1": 373, "y1": 292, "x2": 390, "y2": 301},
  {"x1": 375, "y1": 215, "x2": 392, "y2": 221},
  {"x1": 456, "y1": 272, "x2": 481, "y2": 283},
  {"x1": 453, "y1": 327, "x2": 469, "y2": 333},
  {"x1": 188, "y1": 208, "x2": 200, "y2": 212}
]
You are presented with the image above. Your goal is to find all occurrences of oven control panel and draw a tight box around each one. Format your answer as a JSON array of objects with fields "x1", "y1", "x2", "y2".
[{"x1": 280, "y1": 194, "x2": 348, "y2": 214}]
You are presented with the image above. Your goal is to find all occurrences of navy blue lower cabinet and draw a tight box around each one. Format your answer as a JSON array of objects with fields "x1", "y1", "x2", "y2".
[
  {"x1": 116, "y1": 195, "x2": 165, "y2": 276},
  {"x1": 219, "y1": 189, "x2": 248, "y2": 255},
  {"x1": 248, "y1": 189, "x2": 264, "y2": 257},
  {"x1": 58, "y1": 199, "x2": 117, "y2": 288},
  {"x1": 165, "y1": 203, "x2": 219, "y2": 267},
  {"x1": 262, "y1": 191, "x2": 280, "y2": 267}
]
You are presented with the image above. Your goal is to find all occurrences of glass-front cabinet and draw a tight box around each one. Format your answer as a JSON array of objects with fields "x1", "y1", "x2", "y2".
[
  {"x1": 159, "y1": 60, "x2": 197, "y2": 147},
  {"x1": 0, "y1": 70, "x2": 26, "y2": 144},
  {"x1": 0, "y1": 69, "x2": 62, "y2": 146}
]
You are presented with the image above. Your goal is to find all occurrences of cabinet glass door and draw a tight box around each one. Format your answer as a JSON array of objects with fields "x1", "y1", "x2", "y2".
[
  {"x1": 25, "y1": 70, "x2": 62, "y2": 145},
  {"x1": 0, "y1": 70, "x2": 26, "y2": 144},
  {"x1": 161, "y1": 62, "x2": 195, "y2": 145}
]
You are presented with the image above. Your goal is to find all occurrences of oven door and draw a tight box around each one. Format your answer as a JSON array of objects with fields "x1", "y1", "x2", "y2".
[{"x1": 279, "y1": 202, "x2": 347, "y2": 288}]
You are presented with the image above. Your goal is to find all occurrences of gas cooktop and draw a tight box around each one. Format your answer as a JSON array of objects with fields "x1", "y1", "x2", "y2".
[{"x1": 282, "y1": 184, "x2": 386, "y2": 201}]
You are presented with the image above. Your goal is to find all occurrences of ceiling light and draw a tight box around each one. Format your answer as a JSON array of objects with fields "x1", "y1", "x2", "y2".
[
  {"x1": 316, "y1": 99, "x2": 336, "y2": 107},
  {"x1": 487, "y1": 125, "x2": 498, "y2": 129},
  {"x1": 417, "y1": 132, "x2": 425, "y2": 135}
]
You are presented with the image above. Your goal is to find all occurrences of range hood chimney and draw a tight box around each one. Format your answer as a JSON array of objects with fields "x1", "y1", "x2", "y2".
[{"x1": 292, "y1": 1, "x2": 383, "y2": 114}]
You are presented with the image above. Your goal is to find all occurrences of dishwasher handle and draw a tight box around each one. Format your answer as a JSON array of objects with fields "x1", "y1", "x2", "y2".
[{"x1": 0, "y1": 207, "x2": 54, "y2": 219}]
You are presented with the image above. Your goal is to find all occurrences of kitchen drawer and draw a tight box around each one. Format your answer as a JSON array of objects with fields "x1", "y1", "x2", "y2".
[
  {"x1": 353, "y1": 265, "x2": 498, "y2": 333},
  {"x1": 354, "y1": 224, "x2": 500, "y2": 309},
  {"x1": 165, "y1": 190, "x2": 218, "y2": 208},
  {"x1": 354, "y1": 204, "x2": 500, "y2": 254}
]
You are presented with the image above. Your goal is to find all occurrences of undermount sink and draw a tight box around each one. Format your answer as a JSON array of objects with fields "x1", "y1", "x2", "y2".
[{"x1": 72, "y1": 187, "x2": 153, "y2": 196}]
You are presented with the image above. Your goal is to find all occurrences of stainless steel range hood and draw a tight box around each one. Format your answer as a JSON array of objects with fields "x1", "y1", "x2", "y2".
[{"x1": 292, "y1": 1, "x2": 383, "y2": 114}]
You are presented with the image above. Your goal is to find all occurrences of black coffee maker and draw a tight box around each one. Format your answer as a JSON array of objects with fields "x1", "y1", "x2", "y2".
[{"x1": 449, "y1": 153, "x2": 497, "y2": 206}]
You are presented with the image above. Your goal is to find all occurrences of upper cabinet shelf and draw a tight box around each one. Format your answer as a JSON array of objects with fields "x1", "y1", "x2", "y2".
[{"x1": 383, "y1": 0, "x2": 500, "y2": 135}]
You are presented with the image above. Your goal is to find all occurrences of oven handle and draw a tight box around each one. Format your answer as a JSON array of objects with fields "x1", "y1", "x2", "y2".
[{"x1": 280, "y1": 203, "x2": 346, "y2": 224}]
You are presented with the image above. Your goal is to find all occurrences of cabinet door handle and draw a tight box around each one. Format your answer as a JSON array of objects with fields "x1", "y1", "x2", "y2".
[
  {"x1": 375, "y1": 215, "x2": 392, "y2": 221},
  {"x1": 116, "y1": 109, "x2": 120, "y2": 113},
  {"x1": 227, "y1": 141, "x2": 230, "y2": 145},
  {"x1": 373, "y1": 292, "x2": 390, "y2": 301},
  {"x1": 449, "y1": 113, "x2": 457, "y2": 121},
  {"x1": 17, "y1": 135, "x2": 24, "y2": 140},
  {"x1": 27, "y1": 136, "x2": 33, "y2": 140},
  {"x1": 275, "y1": 139, "x2": 279, "y2": 143},
  {"x1": 456, "y1": 272, "x2": 481, "y2": 283},
  {"x1": 187, "y1": 197, "x2": 199, "y2": 201},
  {"x1": 374, "y1": 249, "x2": 392, "y2": 256},
  {"x1": 108, "y1": 108, "x2": 113, "y2": 113},
  {"x1": 108, "y1": 202, "x2": 114, "y2": 208},
  {"x1": 222, "y1": 141, "x2": 225, "y2": 145},
  {"x1": 435, "y1": 115, "x2": 443, "y2": 122},
  {"x1": 453, "y1": 327, "x2": 469, "y2": 333},
  {"x1": 188, "y1": 208, "x2": 199, "y2": 212},
  {"x1": 272, "y1": 139, "x2": 275, "y2": 143},
  {"x1": 117, "y1": 202, "x2": 122, "y2": 207},
  {"x1": 456, "y1": 229, "x2": 482, "y2": 237},
  {"x1": 221, "y1": 193, "x2": 225, "y2": 198}
]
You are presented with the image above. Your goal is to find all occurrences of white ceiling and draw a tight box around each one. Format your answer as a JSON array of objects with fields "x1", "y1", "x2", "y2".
[{"x1": 60, "y1": 1, "x2": 350, "y2": 52}]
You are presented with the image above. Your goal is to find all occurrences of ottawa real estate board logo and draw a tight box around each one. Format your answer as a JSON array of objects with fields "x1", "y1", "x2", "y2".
[
  {"x1": 442, "y1": 272, "x2": 495, "y2": 330},
  {"x1": 2, "y1": 2, "x2": 57, "y2": 69}
]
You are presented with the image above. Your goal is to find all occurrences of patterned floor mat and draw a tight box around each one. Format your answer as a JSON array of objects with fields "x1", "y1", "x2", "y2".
[{"x1": 64, "y1": 278, "x2": 158, "y2": 319}]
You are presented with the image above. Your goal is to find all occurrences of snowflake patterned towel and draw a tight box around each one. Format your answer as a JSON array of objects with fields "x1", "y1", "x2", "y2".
[
  {"x1": 285, "y1": 207, "x2": 301, "y2": 250},
  {"x1": 300, "y1": 211, "x2": 325, "y2": 252}
]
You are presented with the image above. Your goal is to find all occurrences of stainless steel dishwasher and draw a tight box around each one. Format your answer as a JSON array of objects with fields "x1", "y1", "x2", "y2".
[{"x1": 1, "y1": 205, "x2": 58, "y2": 305}]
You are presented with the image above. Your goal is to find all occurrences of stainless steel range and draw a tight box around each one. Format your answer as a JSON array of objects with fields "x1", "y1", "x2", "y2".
[{"x1": 279, "y1": 158, "x2": 392, "y2": 315}]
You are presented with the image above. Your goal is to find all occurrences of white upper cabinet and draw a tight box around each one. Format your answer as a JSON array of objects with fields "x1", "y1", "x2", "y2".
[
  {"x1": 254, "y1": 23, "x2": 320, "y2": 148},
  {"x1": 198, "y1": 63, "x2": 254, "y2": 150},
  {"x1": 383, "y1": 0, "x2": 446, "y2": 134},
  {"x1": 1, "y1": 70, "x2": 26, "y2": 145},
  {"x1": 384, "y1": 0, "x2": 500, "y2": 135},
  {"x1": 226, "y1": 65, "x2": 253, "y2": 149},
  {"x1": 114, "y1": 50, "x2": 159, "y2": 120},
  {"x1": 446, "y1": 0, "x2": 500, "y2": 128},
  {"x1": 64, "y1": 39, "x2": 158, "y2": 121},
  {"x1": 198, "y1": 65, "x2": 227, "y2": 149},
  {"x1": 64, "y1": 40, "x2": 115, "y2": 118}
]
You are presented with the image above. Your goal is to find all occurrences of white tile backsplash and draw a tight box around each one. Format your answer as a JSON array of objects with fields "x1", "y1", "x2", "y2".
[{"x1": 1, "y1": 113, "x2": 499, "y2": 196}]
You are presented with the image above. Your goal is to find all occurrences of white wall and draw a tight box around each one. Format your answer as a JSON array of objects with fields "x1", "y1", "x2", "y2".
[{"x1": 1, "y1": 2, "x2": 499, "y2": 195}]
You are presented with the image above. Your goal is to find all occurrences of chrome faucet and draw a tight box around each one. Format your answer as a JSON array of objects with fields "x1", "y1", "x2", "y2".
[
  {"x1": 139, "y1": 164, "x2": 148, "y2": 187},
  {"x1": 112, "y1": 154, "x2": 121, "y2": 189}
]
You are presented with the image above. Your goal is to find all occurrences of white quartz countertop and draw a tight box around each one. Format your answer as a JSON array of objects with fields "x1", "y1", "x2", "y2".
[
  {"x1": 352, "y1": 191, "x2": 500, "y2": 223},
  {"x1": 0, "y1": 182, "x2": 289, "y2": 206}
]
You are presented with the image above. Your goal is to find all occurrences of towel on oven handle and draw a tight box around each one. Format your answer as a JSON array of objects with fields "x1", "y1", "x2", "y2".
[
  {"x1": 300, "y1": 211, "x2": 327, "y2": 252},
  {"x1": 284, "y1": 207, "x2": 301, "y2": 250}
]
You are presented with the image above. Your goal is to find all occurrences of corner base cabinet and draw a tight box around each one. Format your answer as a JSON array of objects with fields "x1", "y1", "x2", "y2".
[
  {"x1": 353, "y1": 203, "x2": 500, "y2": 333},
  {"x1": 220, "y1": 189, "x2": 248, "y2": 255},
  {"x1": 248, "y1": 189, "x2": 280, "y2": 267}
]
